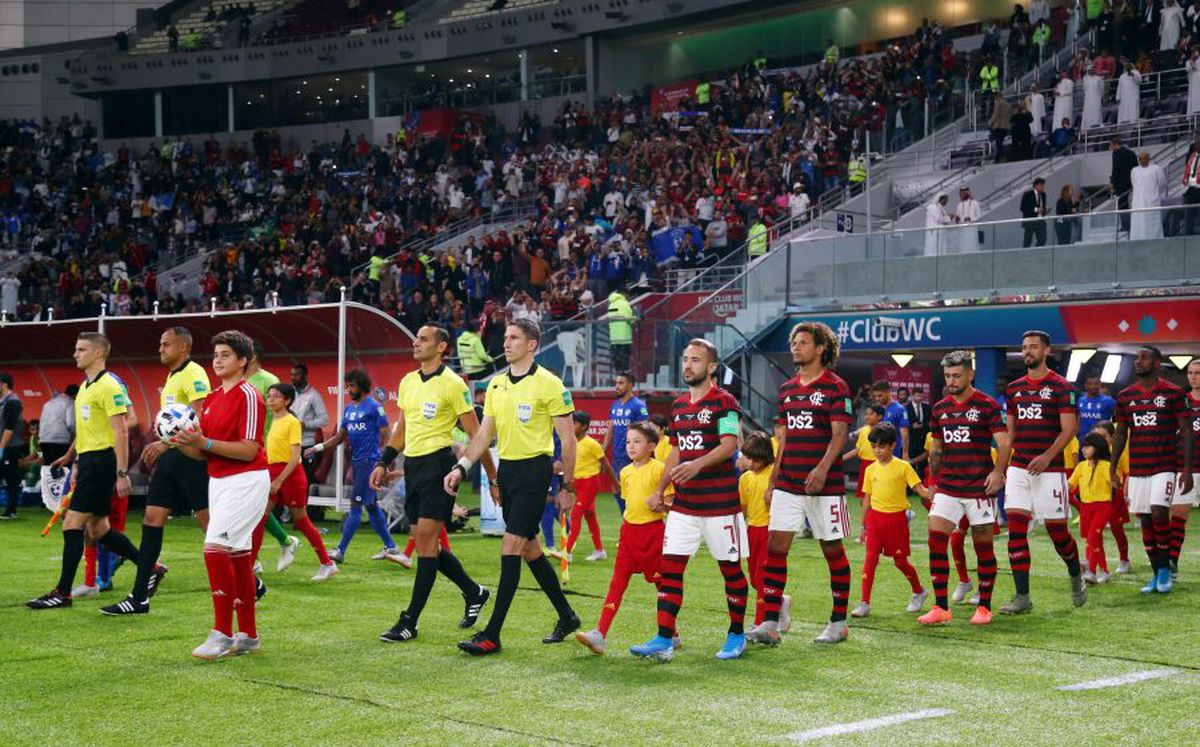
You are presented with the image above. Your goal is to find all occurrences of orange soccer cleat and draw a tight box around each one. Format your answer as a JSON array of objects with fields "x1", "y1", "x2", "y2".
[
  {"x1": 969, "y1": 606, "x2": 993, "y2": 626},
  {"x1": 917, "y1": 606, "x2": 953, "y2": 626}
]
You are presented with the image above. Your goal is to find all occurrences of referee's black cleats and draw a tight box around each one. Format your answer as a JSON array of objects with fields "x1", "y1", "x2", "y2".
[
  {"x1": 458, "y1": 631, "x2": 502, "y2": 655},
  {"x1": 147, "y1": 563, "x2": 169, "y2": 598},
  {"x1": 26, "y1": 589, "x2": 71, "y2": 609},
  {"x1": 255, "y1": 576, "x2": 267, "y2": 601},
  {"x1": 101, "y1": 595, "x2": 149, "y2": 616},
  {"x1": 459, "y1": 586, "x2": 491, "y2": 629},
  {"x1": 380, "y1": 612, "x2": 419, "y2": 643},
  {"x1": 542, "y1": 614, "x2": 581, "y2": 644}
]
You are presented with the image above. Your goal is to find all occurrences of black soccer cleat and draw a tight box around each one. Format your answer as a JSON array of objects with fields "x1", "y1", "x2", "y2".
[
  {"x1": 146, "y1": 564, "x2": 169, "y2": 599},
  {"x1": 459, "y1": 586, "x2": 491, "y2": 629},
  {"x1": 255, "y1": 576, "x2": 267, "y2": 601},
  {"x1": 380, "y1": 612, "x2": 419, "y2": 643},
  {"x1": 101, "y1": 595, "x2": 149, "y2": 616},
  {"x1": 458, "y1": 631, "x2": 502, "y2": 656},
  {"x1": 542, "y1": 613, "x2": 581, "y2": 644},
  {"x1": 27, "y1": 589, "x2": 72, "y2": 610}
]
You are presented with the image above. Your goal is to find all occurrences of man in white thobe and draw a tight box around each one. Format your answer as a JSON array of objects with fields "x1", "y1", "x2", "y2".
[
  {"x1": 1116, "y1": 62, "x2": 1142, "y2": 124},
  {"x1": 1052, "y1": 72, "x2": 1074, "y2": 131},
  {"x1": 1080, "y1": 70, "x2": 1104, "y2": 130},
  {"x1": 1027, "y1": 84, "x2": 1047, "y2": 137},
  {"x1": 954, "y1": 186, "x2": 983, "y2": 253},
  {"x1": 1187, "y1": 49, "x2": 1200, "y2": 116},
  {"x1": 1129, "y1": 152, "x2": 1166, "y2": 240},
  {"x1": 924, "y1": 194, "x2": 953, "y2": 256}
]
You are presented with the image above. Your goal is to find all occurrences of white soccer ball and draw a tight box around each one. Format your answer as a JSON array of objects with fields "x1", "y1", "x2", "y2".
[{"x1": 155, "y1": 404, "x2": 199, "y2": 443}]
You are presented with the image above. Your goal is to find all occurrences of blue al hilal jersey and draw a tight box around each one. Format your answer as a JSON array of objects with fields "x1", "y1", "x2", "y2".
[
  {"x1": 343, "y1": 396, "x2": 388, "y2": 462},
  {"x1": 1077, "y1": 394, "x2": 1116, "y2": 437},
  {"x1": 609, "y1": 395, "x2": 649, "y2": 463}
]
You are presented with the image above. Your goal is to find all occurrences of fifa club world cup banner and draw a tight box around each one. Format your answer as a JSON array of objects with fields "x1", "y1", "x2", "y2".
[
  {"x1": 765, "y1": 298, "x2": 1200, "y2": 351},
  {"x1": 0, "y1": 305, "x2": 417, "y2": 443},
  {"x1": 871, "y1": 364, "x2": 934, "y2": 397}
]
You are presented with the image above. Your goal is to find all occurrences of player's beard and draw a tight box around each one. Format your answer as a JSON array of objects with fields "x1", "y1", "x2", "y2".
[
  {"x1": 683, "y1": 370, "x2": 708, "y2": 387},
  {"x1": 1024, "y1": 354, "x2": 1043, "y2": 370}
]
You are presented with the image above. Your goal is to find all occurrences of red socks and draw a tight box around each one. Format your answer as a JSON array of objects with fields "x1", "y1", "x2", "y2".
[
  {"x1": 230, "y1": 550, "x2": 257, "y2": 639},
  {"x1": 294, "y1": 514, "x2": 331, "y2": 565},
  {"x1": 951, "y1": 530, "x2": 970, "y2": 583},
  {"x1": 203, "y1": 548, "x2": 236, "y2": 637}
]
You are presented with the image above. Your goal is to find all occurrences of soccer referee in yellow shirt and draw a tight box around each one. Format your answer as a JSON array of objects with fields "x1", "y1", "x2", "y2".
[
  {"x1": 373, "y1": 325, "x2": 498, "y2": 643},
  {"x1": 445, "y1": 318, "x2": 580, "y2": 655},
  {"x1": 29, "y1": 333, "x2": 142, "y2": 609}
]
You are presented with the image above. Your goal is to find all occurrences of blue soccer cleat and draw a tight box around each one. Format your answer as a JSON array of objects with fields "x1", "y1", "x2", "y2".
[
  {"x1": 1155, "y1": 567, "x2": 1173, "y2": 594},
  {"x1": 629, "y1": 635, "x2": 674, "y2": 662},
  {"x1": 716, "y1": 632, "x2": 746, "y2": 660},
  {"x1": 1140, "y1": 576, "x2": 1159, "y2": 594}
]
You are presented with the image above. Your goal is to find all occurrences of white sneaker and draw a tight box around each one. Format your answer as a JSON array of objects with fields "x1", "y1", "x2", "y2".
[
  {"x1": 585, "y1": 549, "x2": 607, "y2": 561},
  {"x1": 252, "y1": 560, "x2": 263, "y2": 575},
  {"x1": 312, "y1": 563, "x2": 339, "y2": 582},
  {"x1": 371, "y1": 548, "x2": 391, "y2": 560},
  {"x1": 381, "y1": 548, "x2": 412, "y2": 568},
  {"x1": 1082, "y1": 571, "x2": 1098, "y2": 585},
  {"x1": 191, "y1": 630, "x2": 236, "y2": 660},
  {"x1": 850, "y1": 602, "x2": 871, "y2": 618},
  {"x1": 813, "y1": 620, "x2": 849, "y2": 644},
  {"x1": 778, "y1": 594, "x2": 792, "y2": 633},
  {"x1": 1116, "y1": 560, "x2": 1132, "y2": 574},
  {"x1": 545, "y1": 548, "x2": 563, "y2": 560},
  {"x1": 277, "y1": 536, "x2": 300, "y2": 572},
  {"x1": 71, "y1": 583, "x2": 99, "y2": 599},
  {"x1": 906, "y1": 590, "x2": 929, "y2": 613},
  {"x1": 575, "y1": 628, "x2": 606, "y2": 655},
  {"x1": 233, "y1": 632, "x2": 261, "y2": 655},
  {"x1": 1096, "y1": 570, "x2": 1111, "y2": 584},
  {"x1": 968, "y1": 592, "x2": 981, "y2": 606},
  {"x1": 951, "y1": 581, "x2": 973, "y2": 603}
]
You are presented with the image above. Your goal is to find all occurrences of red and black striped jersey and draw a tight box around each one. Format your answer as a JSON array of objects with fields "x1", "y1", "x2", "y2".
[
  {"x1": 774, "y1": 370, "x2": 852, "y2": 495},
  {"x1": 1006, "y1": 371, "x2": 1076, "y2": 473},
  {"x1": 1116, "y1": 379, "x2": 1185, "y2": 476},
  {"x1": 1186, "y1": 392, "x2": 1200, "y2": 470},
  {"x1": 668, "y1": 385, "x2": 741, "y2": 516},
  {"x1": 931, "y1": 389, "x2": 1004, "y2": 498}
]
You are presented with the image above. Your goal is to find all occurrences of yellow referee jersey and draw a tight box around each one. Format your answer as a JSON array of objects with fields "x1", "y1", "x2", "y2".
[
  {"x1": 161, "y1": 360, "x2": 210, "y2": 409},
  {"x1": 398, "y1": 364, "x2": 472, "y2": 457},
  {"x1": 484, "y1": 364, "x2": 574, "y2": 460},
  {"x1": 76, "y1": 370, "x2": 130, "y2": 453}
]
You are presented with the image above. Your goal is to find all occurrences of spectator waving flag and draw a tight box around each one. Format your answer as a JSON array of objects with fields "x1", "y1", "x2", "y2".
[{"x1": 651, "y1": 225, "x2": 703, "y2": 265}]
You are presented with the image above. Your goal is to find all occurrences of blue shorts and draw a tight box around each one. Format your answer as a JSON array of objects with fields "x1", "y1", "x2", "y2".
[{"x1": 351, "y1": 461, "x2": 378, "y2": 506}]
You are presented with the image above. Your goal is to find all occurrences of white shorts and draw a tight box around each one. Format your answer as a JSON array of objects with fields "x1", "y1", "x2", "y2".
[
  {"x1": 204, "y1": 469, "x2": 270, "y2": 551},
  {"x1": 768, "y1": 490, "x2": 848, "y2": 542},
  {"x1": 1004, "y1": 467, "x2": 1069, "y2": 521},
  {"x1": 662, "y1": 511, "x2": 749, "y2": 562},
  {"x1": 930, "y1": 492, "x2": 996, "y2": 527},
  {"x1": 1176, "y1": 474, "x2": 1200, "y2": 507},
  {"x1": 1126, "y1": 472, "x2": 1178, "y2": 514}
]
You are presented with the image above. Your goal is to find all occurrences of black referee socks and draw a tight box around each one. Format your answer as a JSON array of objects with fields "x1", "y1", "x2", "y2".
[
  {"x1": 527, "y1": 553, "x2": 574, "y2": 621},
  {"x1": 483, "y1": 555, "x2": 522, "y2": 639}
]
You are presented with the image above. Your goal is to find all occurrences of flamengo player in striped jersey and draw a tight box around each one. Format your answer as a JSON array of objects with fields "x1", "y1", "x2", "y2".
[
  {"x1": 1177, "y1": 360, "x2": 1200, "y2": 576},
  {"x1": 173, "y1": 330, "x2": 271, "y2": 659},
  {"x1": 999, "y1": 330, "x2": 1087, "y2": 615},
  {"x1": 918, "y1": 350, "x2": 1011, "y2": 627},
  {"x1": 1112, "y1": 345, "x2": 1193, "y2": 594},
  {"x1": 630, "y1": 339, "x2": 750, "y2": 662},
  {"x1": 749, "y1": 321, "x2": 853, "y2": 647}
]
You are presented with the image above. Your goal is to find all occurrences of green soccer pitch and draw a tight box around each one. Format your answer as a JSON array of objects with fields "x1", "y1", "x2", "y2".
[{"x1": 3, "y1": 496, "x2": 1198, "y2": 746}]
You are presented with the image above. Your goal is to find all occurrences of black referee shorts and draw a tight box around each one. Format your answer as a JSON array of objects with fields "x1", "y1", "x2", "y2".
[
  {"x1": 404, "y1": 447, "x2": 456, "y2": 525},
  {"x1": 147, "y1": 447, "x2": 210, "y2": 514},
  {"x1": 498, "y1": 455, "x2": 553, "y2": 540},
  {"x1": 71, "y1": 449, "x2": 117, "y2": 516}
]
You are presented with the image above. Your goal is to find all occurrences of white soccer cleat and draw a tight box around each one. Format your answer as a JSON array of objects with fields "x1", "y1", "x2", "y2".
[
  {"x1": 71, "y1": 583, "x2": 99, "y2": 599},
  {"x1": 192, "y1": 630, "x2": 237, "y2": 660},
  {"x1": 1082, "y1": 571, "x2": 1098, "y2": 585},
  {"x1": 585, "y1": 549, "x2": 608, "y2": 561},
  {"x1": 951, "y1": 581, "x2": 973, "y2": 603},
  {"x1": 906, "y1": 590, "x2": 929, "y2": 613},
  {"x1": 778, "y1": 594, "x2": 793, "y2": 633},
  {"x1": 277, "y1": 536, "x2": 300, "y2": 572},
  {"x1": 1096, "y1": 570, "x2": 1111, "y2": 584},
  {"x1": 850, "y1": 602, "x2": 871, "y2": 618},
  {"x1": 312, "y1": 563, "x2": 339, "y2": 581},
  {"x1": 384, "y1": 549, "x2": 412, "y2": 569},
  {"x1": 234, "y1": 632, "x2": 261, "y2": 655},
  {"x1": 1115, "y1": 560, "x2": 1132, "y2": 575},
  {"x1": 575, "y1": 628, "x2": 606, "y2": 655},
  {"x1": 968, "y1": 592, "x2": 981, "y2": 607},
  {"x1": 746, "y1": 622, "x2": 781, "y2": 646},
  {"x1": 252, "y1": 560, "x2": 263, "y2": 575},
  {"x1": 812, "y1": 620, "x2": 849, "y2": 644}
]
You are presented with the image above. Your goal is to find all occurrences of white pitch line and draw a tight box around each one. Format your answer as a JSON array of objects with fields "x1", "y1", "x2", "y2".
[
  {"x1": 1057, "y1": 669, "x2": 1180, "y2": 691},
  {"x1": 789, "y1": 708, "x2": 955, "y2": 743}
]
